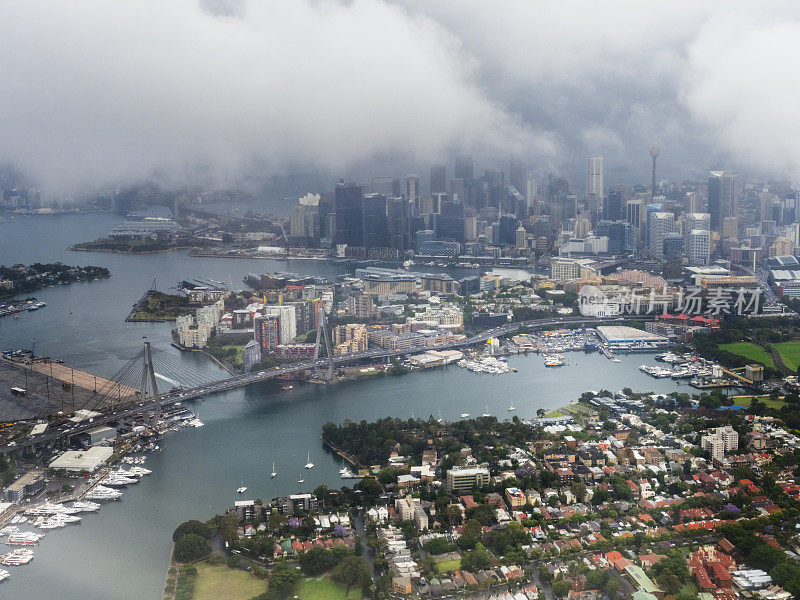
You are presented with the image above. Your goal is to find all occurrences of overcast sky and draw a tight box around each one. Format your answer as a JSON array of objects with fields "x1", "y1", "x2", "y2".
[{"x1": 2, "y1": 0, "x2": 800, "y2": 195}]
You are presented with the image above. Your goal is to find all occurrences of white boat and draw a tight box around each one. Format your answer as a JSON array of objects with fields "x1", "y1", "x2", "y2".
[
  {"x1": 236, "y1": 484, "x2": 247, "y2": 494},
  {"x1": 304, "y1": 453, "x2": 314, "y2": 469},
  {"x1": 70, "y1": 501, "x2": 101, "y2": 513},
  {"x1": 1, "y1": 548, "x2": 34, "y2": 565},
  {"x1": 507, "y1": 404, "x2": 516, "y2": 411},
  {"x1": 0, "y1": 526, "x2": 19, "y2": 537},
  {"x1": 104, "y1": 474, "x2": 138, "y2": 487},
  {"x1": 611, "y1": 358, "x2": 621, "y2": 363},
  {"x1": 84, "y1": 485, "x2": 122, "y2": 501},
  {"x1": 271, "y1": 462, "x2": 277, "y2": 478},
  {"x1": 297, "y1": 477, "x2": 304, "y2": 484},
  {"x1": 481, "y1": 405, "x2": 490, "y2": 417},
  {"x1": 0, "y1": 568, "x2": 10, "y2": 581},
  {"x1": 6, "y1": 532, "x2": 43, "y2": 545},
  {"x1": 436, "y1": 410, "x2": 443, "y2": 423},
  {"x1": 340, "y1": 469, "x2": 360, "y2": 480},
  {"x1": 460, "y1": 413, "x2": 470, "y2": 418}
]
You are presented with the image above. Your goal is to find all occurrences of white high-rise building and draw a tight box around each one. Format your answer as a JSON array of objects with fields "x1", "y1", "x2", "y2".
[
  {"x1": 687, "y1": 229, "x2": 711, "y2": 266},
  {"x1": 648, "y1": 212, "x2": 674, "y2": 260}
]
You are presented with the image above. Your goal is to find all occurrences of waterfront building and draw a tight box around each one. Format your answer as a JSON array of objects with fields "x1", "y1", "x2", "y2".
[
  {"x1": 332, "y1": 323, "x2": 368, "y2": 355},
  {"x1": 5, "y1": 470, "x2": 44, "y2": 502},
  {"x1": 361, "y1": 271, "x2": 416, "y2": 295},
  {"x1": 419, "y1": 273, "x2": 457, "y2": 294},
  {"x1": 263, "y1": 305, "x2": 297, "y2": 345},
  {"x1": 254, "y1": 314, "x2": 280, "y2": 354},
  {"x1": 418, "y1": 240, "x2": 460, "y2": 257},
  {"x1": 243, "y1": 339, "x2": 261, "y2": 372},
  {"x1": 550, "y1": 257, "x2": 598, "y2": 281}
]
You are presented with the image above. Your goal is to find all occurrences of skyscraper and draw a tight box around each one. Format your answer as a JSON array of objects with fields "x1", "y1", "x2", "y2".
[
  {"x1": 708, "y1": 170, "x2": 737, "y2": 231},
  {"x1": 450, "y1": 178, "x2": 466, "y2": 204},
  {"x1": 430, "y1": 164, "x2": 447, "y2": 195},
  {"x1": 403, "y1": 174, "x2": 420, "y2": 214},
  {"x1": 334, "y1": 181, "x2": 364, "y2": 247},
  {"x1": 587, "y1": 156, "x2": 603, "y2": 198},
  {"x1": 605, "y1": 190, "x2": 624, "y2": 221},
  {"x1": 371, "y1": 177, "x2": 400, "y2": 197},
  {"x1": 510, "y1": 159, "x2": 528, "y2": 197},
  {"x1": 387, "y1": 196, "x2": 411, "y2": 252},
  {"x1": 648, "y1": 212, "x2": 674, "y2": 260},
  {"x1": 455, "y1": 154, "x2": 473, "y2": 182},
  {"x1": 362, "y1": 193, "x2": 388, "y2": 248},
  {"x1": 687, "y1": 229, "x2": 711, "y2": 266}
]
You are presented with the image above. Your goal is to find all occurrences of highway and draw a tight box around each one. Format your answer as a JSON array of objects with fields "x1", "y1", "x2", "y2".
[{"x1": 2, "y1": 315, "x2": 652, "y2": 453}]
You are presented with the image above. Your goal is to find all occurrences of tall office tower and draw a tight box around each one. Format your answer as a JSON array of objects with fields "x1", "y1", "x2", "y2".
[
  {"x1": 649, "y1": 144, "x2": 659, "y2": 200},
  {"x1": 708, "y1": 170, "x2": 737, "y2": 231},
  {"x1": 645, "y1": 203, "x2": 663, "y2": 247},
  {"x1": 485, "y1": 167, "x2": 504, "y2": 208},
  {"x1": 686, "y1": 191, "x2": 703, "y2": 213},
  {"x1": 472, "y1": 177, "x2": 489, "y2": 211},
  {"x1": 525, "y1": 180, "x2": 537, "y2": 211},
  {"x1": 510, "y1": 159, "x2": 528, "y2": 197},
  {"x1": 687, "y1": 229, "x2": 711, "y2": 265},
  {"x1": 371, "y1": 177, "x2": 400, "y2": 197},
  {"x1": 430, "y1": 164, "x2": 447, "y2": 195},
  {"x1": 450, "y1": 178, "x2": 466, "y2": 204},
  {"x1": 722, "y1": 216, "x2": 739, "y2": 241},
  {"x1": 587, "y1": 156, "x2": 603, "y2": 198},
  {"x1": 334, "y1": 181, "x2": 364, "y2": 246},
  {"x1": 573, "y1": 218, "x2": 591, "y2": 239},
  {"x1": 684, "y1": 213, "x2": 710, "y2": 245},
  {"x1": 648, "y1": 212, "x2": 674, "y2": 260},
  {"x1": 435, "y1": 199, "x2": 465, "y2": 241},
  {"x1": 464, "y1": 213, "x2": 478, "y2": 241},
  {"x1": 455, "y1": 154, "x2": 474, "y2": 182},
  {"x1": 403, "y1": 174, "x2": 420, "y2": 213},
  {"x1": 626, "y1": 199, "x2": 643, "y2": 227},
  {"x1": 387, "y1": 196, "x2": 411, "y2": 252},
  {"x1": 760, "y1": 190, "x2": 775, "y2": 221},
  {"x1": 515, "y1": 225, "x2": 527, "y2": 249},
  {"x1": 605, "y1": 190, "x2": 624, "y2": 221},
  {"x1": 662, "y1": 233, "x2": 683, "y2": 260},
  {"x1": 362, "y1": 193, "x2": 389, "y2": 248}
]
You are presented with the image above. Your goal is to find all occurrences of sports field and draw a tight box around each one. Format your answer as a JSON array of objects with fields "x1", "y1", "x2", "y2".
[{"x1": 718, "y1": 342, "x2": 775, "y2": 368}]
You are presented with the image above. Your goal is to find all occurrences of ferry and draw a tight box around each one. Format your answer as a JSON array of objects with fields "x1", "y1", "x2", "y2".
[{"x1": 543, "y1": 353, "x2": 565, "y2": 367}]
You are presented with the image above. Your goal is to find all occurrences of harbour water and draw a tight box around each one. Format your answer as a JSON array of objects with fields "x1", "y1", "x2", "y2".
[{"x1": 0, "y1": 215, "x2": 695, "y2": 599}]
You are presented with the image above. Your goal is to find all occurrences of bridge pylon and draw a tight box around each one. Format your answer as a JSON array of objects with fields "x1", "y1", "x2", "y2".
[
  {"x1": 139, "y1": 341, "x2": 161, "y2": 424},
  {"x1": 313, "y1": 306, "x2": 334, "y2": 381}
]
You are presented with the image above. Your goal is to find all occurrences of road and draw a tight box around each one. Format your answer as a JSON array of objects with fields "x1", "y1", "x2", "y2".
[{"x1": 2, "y1": 314, "x2": 653, "y2": 453}]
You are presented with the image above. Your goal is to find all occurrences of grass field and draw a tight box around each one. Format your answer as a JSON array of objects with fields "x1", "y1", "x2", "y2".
[
  {"x1": 434, "y1": 558, "x2": 462, "y2": 573},
  {"x1": 772, "y1": 341, "x2": 800, "y2": 371},
  {"x1": 718, "y1": 342, "x2": 775, "y2": 368},
  {"x1": 730, "y1": 395, "x2": 788, "y2": 410},
  {"x1": 297, "y1": 577, "x2": 361, "y2": 600},
  {"x1": 193, "y1": 563, "x2": 265, "y2": 600},
  {"x1": 543, "y1": 409, "x2": 566, "y2": 418}
]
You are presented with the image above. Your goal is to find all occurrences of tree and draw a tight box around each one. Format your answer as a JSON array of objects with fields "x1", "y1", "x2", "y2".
[
  {"x1": 266, "y1": 561, "x2": 301, "y2": 600},
  {"x1": 172, "y1": 520, "x2": 211, "y2": 542},
  {"x1": 173, "y1": 533, "x2": 210, "y2": 562},
  {"x1": 425, "y1": 538, "x2": 453, "y2": 555},
  {"x1": 570, "y1": 481, "x2": 587, "y2": 503},
  {"x1": 552, "y1": 580, "x2": 572, "y2": 598},
  {"x1": 331, "y1": 555, "x2": 371, "y2": 598}
]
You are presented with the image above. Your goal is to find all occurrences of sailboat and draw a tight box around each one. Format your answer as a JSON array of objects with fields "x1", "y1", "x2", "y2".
[
  {"x1": 304, "y1": 453, "x2": 314, "y2": 469},
  {"x1": 436, "y1": 410, "x2": 443, "y2": 424},
  {"x1": 297, "y1": 474, "x2": 305, "y2": 484},
  {"x1": 507, "y1": 403, "x2": 517, "y2": 411},
  {"x1": 481, "y1": 405, "x2": 490, "y2": 417},
  {"x1": 270, "y1": 462, "x2": 277, "y2": 478}
]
